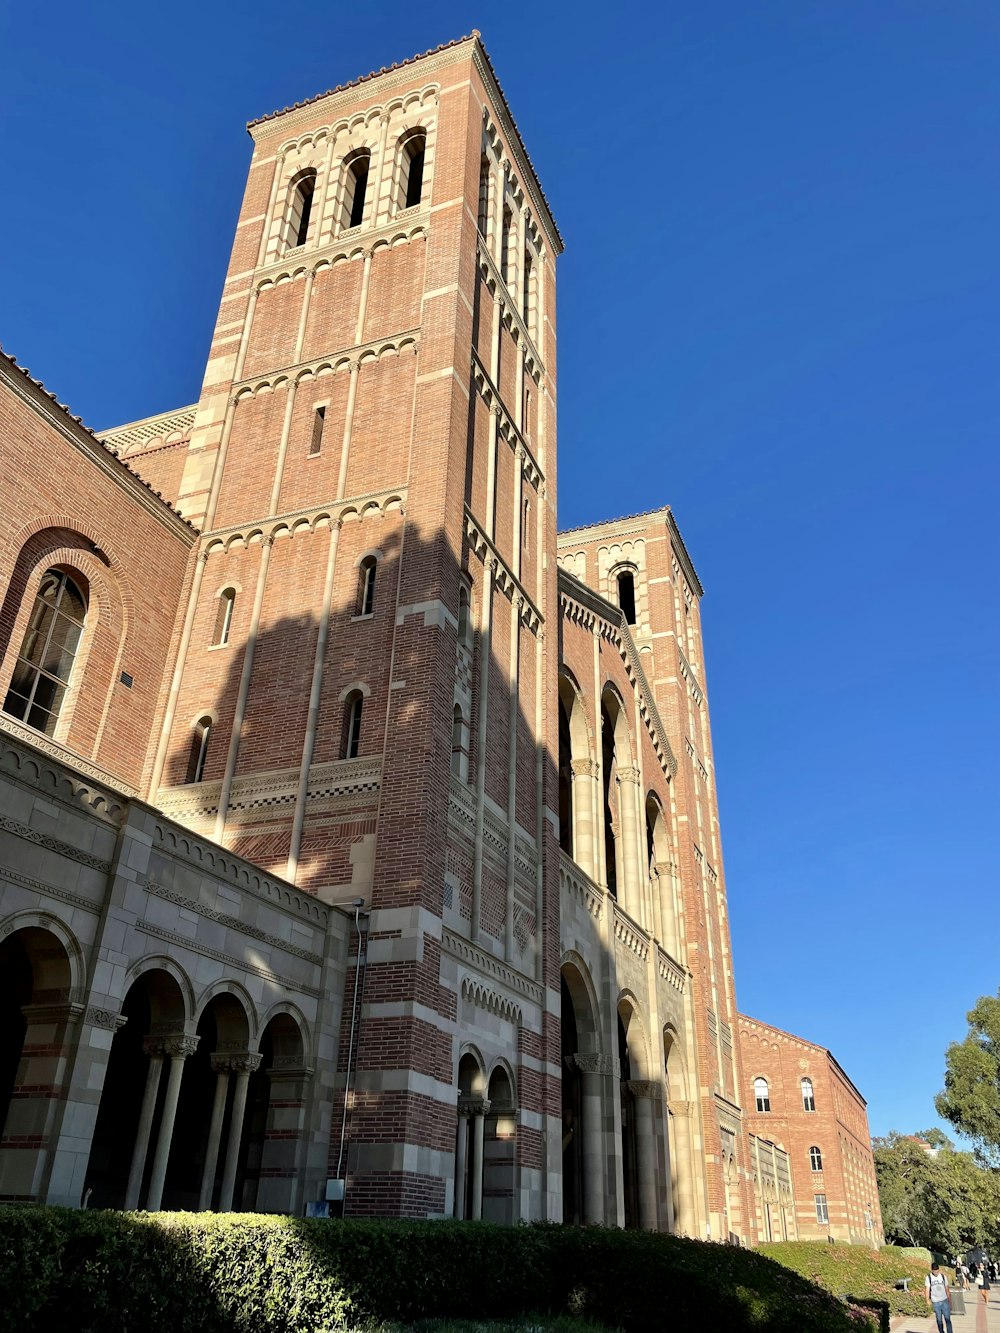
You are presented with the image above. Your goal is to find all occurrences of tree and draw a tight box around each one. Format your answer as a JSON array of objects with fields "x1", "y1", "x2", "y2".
[
  {"x1": 874, "y1": 1131, "x2": 1000, "y2": 1255},
  {"x1": 936, "y1": 992, "x2": 1000, "y2": 1166}
]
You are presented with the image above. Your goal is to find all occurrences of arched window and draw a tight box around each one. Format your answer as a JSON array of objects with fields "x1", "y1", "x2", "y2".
[
  {"x1": 477, "y1": 155, "x2": 490, "y2": 236},
  {"x1": 342, "y1": 151, "x2": 370, "y2": 230},
  {"x1": 3, "y1": 568, "x2": 87, "y2": 737},
  {"x1": 617, "y1": 571, "x2": 637, "y2": 625},
  {"x1": 802, "y1": 1077, "x2": 816, "y2": 1112},
  {"x1": 357, "y1": 557, "x2": 376, "y2": 617},
  {"x1": 458, "y1": 585, "x2": 472, "y2": 650},
  {"x1": 451, "y1": 704, "x2": 469, "y2": 780},
  {"x1": 398, "y1": 131, "x2": 426, "y2": 210},
  {"x1": 186, "y1": 716, "x2": 212, "y2": 784},
  {"x1": 214, "y1": 589, "x2": 236, "y2": 645},
  {"x1": 342, "y1": 691, "x2": 363, "y2": 759},
  {"x1": 284, "y1": 170, "x2": 316, "y2": 251},
  {"x1": 809, "y1": 1145, "x2": 823, "y2": 1171},
  {"x1": 754, "y1": 1077, "x2": 770, "y2": 1113}
]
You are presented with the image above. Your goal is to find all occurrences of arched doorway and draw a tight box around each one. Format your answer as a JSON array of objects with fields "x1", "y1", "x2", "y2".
[
  {"x1": 0, "y1": 923, "x2": 78, "y2": 1203},
  {"x1": 618, "y1": 999, "x2": 660, "y2": 1231},
  {"x1": 454, "y1": 1051, "x2": 487, "y2": 1219},
  {"x1": 483, "y1": 1064, "x2": 516, "y2": 1223},
  {"x1": 645, "y1": 794, "x2": 680, "y2": 958},
  {"x1": 560, "y1": 960, "x2": 603, "y2": 1225},
  {"x1": 558, "y1": 673, "x2": 596, "y2": 877},
  {"x1": 241, "y1": 1010, "x2": 310, "y2": 1215},
  {"x1": 618, "y1": 1012, "x2": 639, "y2": 1229},
  {"x1": 86, "y1": 965, "x2": 193, "y2": 1210}
]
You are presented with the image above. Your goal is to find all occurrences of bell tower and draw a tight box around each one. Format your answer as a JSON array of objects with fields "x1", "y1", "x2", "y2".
[{"x1": 150, "y1": 34, "x2": 564, "y2": 1218}]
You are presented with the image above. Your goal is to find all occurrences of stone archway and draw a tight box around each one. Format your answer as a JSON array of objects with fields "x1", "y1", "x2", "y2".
[
  {"x1": 240, "y1": 1009, "x2": 311, "y2": 1215},
  {"x1": 663, "y1": 1026, "x2": 695, "y2": 1235},
  {"x1": 0, "y1": 922, "x2": 79, "y2": 1203},
  {"x1": 454, "y1": 1050, "x2": 486, "y2": 1219},
  {"x1": 618, "y1": 998, "x2": 659, "y2": 1231},
  {"x1": 86, "y1": 964, "x2": 194, "y2": 1211},
  {"x1": 483, "y1": 1063, "x2": 517, "y2": 1223},
  {"x1": 560, "y1": 958, "x2": 604, "y2": 1225}
]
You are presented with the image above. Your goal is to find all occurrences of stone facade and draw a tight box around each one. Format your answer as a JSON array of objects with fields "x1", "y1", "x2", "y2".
[
  {"x1": 740, "y1": 1015, "x2": 884, "y2": 1245},
  {"x1": 0, "y1": 32, "x2": 876, "y2": 1240}
]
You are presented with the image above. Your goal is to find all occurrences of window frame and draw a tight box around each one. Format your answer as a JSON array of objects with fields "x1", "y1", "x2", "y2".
[
  {"x1": 753, "y1": 1076, "x2": 771, "y2": 1114},
  {"x1": 809, "y1": 1145, "x2": 823, "y2": 1172},
  {"x1": 342, "y1": 691, "x2": 364, "y2": 760},
  {"x1": 814, "y1": 1193, "x2": 829, "y2": 1225},
  {"x1": 2, "y1": 567, "x2": 88, "y2": 739},
  {"x1": 214, "y1": 588, "x2": 236, "y2": 646},
  {"x1": 356, "y1": 556, "x2": 377, "y2": 618},
  {"x1": 802, "y1": 1077, "x2": 816, "y2": 1112}
]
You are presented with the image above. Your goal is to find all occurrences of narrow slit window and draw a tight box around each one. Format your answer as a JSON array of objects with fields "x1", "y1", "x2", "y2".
[
  {"x1": 310, "y1": 405, "x2": 326, "y2": 456},
  {"x1": 187, "y1": 716, "x2": 212, "y2": 784},
  {"x1": 501, "y1": 206, "x2": 512, "y2": 284},
  {"x1": 458, "y1": 586, "x2": 472, "y2": 649},
  {"x1": 342, "y1": 691, "x2": 363, "y2": 759},
  {"x1": 802, "y1": 1078, "x2": 816, "y2": 1112},
  {"x1": 357, "y1": 557, "x2": 376, "y2": 616},
  {"x1": 618, "y1": 571, "x2": 637, "y2": 626},
  {"x1": 3, "y1": 568, "x2": 87, "y2": 737},
  {"x1": 477, "y1": 155, "x2": 490, "y2": 236},
  {"x1": 522, "y1": 250, "x2": 532, "y2": 321},
  {"x1": 451, "y1": 703, "x2": 467, "y2": 778},
  {"x1": 214, "y1": 589, "x2": 236, "y2": 645}
]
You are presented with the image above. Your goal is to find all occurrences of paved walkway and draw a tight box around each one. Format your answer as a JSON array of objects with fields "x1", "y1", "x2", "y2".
[{"x1": 890, "y1": 1287, "x2": 1000, "y2": 1333}]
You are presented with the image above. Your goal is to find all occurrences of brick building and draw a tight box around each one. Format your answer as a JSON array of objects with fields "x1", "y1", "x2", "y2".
[
  {"x1": 0, "y1": 32, "x2": 875, "y2": 1240},
  {"x1": 740, "y1": 1016, "x2": 884, "y2": 1244}
]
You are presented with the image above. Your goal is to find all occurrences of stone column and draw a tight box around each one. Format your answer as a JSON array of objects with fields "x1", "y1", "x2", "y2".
[
  {"x1": 218, "y1": 1053, "x2": 262, "y2": 1213},
  {"x1": 618, "y1": 766, "x2": 643, "y2": 921},
  {"x1": 629, "y1": 1080, "x2": 662, "y2": 1231},
  {"x1": 469, "y1": 1097, "x2": 491, "y2": 1221},
  {"x1": 668, "y1": 1099, "x2": 695, "y2": 1236},
  {"x1": 124, "y1": 1038, "x2": 166, "y2": 1210},
  {"x1": 574, "y1": 1053, "x2": 611, "y2": 1225},
  {"x1": 256, "y1": 1063, "x2": 313, "y2": 1215},
  {"x1": 146, "y1": 1035, "x2": 199, "y2": 1212},
  {"x1": 454, "y1": 1105, "x2": 470, "y2": 1219},
  {"x1": 198, "y1": 1055, "x2": 233, "y2": 1211},
  {"x1": 569, "y1": 759, "x2": 598, "y2": 880}
]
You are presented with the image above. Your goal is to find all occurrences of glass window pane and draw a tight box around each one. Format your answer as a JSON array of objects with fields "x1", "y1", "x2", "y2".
[
  {"x1": 3, "y1": 685, "x2": 30, "y2": 721},
  {"x1": 42, "y1": 613, "x2": 82, "y2": 680},
  {"x1": 21, "y1": 604, "x2": 56, "y2": 664}
]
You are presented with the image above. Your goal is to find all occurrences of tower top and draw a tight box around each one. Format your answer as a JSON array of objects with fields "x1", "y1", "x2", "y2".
[{"x1": 247, "y1": 31, "x2": 562, "y2": 253}]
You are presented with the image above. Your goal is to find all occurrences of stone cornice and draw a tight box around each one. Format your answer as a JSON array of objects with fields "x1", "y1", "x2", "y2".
[
  {"x1": 465, "y1": 509, "x2": 543, "y2": 634},
  {"x1": 253, "y1": 218, "x2": 428, "y2": 288},
  {"x1": 558, "y1": 568, "x2": 678, "y2": 779},
  {"x1": 556, "y1": 506, "x2": 704, "y2": 600},
  {"x1": 232, "y1": 328, "x2": 420, "y2": 395},
  {"x1": 0, "y1": 353, "x2": 197, "y2": 542},
  {"x1": 0, "y1": 717, "x2": 136, "y2": 805},
  {"x1": 441, "y1": 927, "x2": 544, "y2": 1007},
  {"x1": 199, "y1": 486, "x2": 406, "y2": 551}
]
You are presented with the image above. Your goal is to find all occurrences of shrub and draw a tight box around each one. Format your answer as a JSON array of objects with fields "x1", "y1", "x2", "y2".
[
  {"x1": 760, "y1": 1241, "x2": 937, "y2": 1317},
  {"x1": 0, "y1": 1208, "x2": 875, "y2": 1333}
]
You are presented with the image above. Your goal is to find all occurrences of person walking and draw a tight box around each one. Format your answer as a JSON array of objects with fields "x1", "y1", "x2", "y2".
[
  {"x1": 925, "y1": 1262, "x2": 954, "y2": 1333},
  {"x1": 979, "y1": 1261, "x2": 991, "y2": 1307}
]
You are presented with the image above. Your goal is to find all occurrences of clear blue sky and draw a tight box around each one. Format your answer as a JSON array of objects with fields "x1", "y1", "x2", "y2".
[{"x1": 2, "y1": 2, "x2": 998, "y2": 1140}]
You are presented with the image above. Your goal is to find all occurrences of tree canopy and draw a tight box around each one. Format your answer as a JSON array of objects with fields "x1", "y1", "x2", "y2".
[
  {"x1": 936, "y1": 993, "x2": 1000, "y2": 1165},
  {"x1": 874, "y1": 1131, "x2": 1000, "y2": 1255}
]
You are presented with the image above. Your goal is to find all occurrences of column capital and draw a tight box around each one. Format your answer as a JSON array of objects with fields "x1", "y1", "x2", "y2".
[
  {"x1": 573, "y1": 1052, "x2": 616, "y2": 1078},
  {"x1": 617, "y1": 765, "x2": 642, "y2": 786},
  {"x1": 667, "y1": 1098, "x2": 693, "y2": 1119},
  {"x1": 627, "y1": 1079, "x2": 663, "y2": 1101},
  {"x1": 570, "y1": 758, "x2": 599, "y2": 779},
  {"x1": 86, "y1": 1005, "x2": 128, "y2": 1033},
  {"x1": 165, "y1": 1034, "x2": 200, "y2": 1059},
  {"x1": 458, "y1": 1095, "x2": 491, "y2": 1118}
]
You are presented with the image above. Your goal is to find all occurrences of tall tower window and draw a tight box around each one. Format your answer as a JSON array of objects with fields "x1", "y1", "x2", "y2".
[
  {"x1": 214, "y1": 588, "x2": 236, "y2": 645},
  {"x1": 458, "y1": 585, "x2": 473, "y2": 650},
  {"x1": 357, "y1": 557, "x2": 377, "y2": 616},
  {"x1": 342, "y1": 691, "x2": 364, "y2": 759},
  {"x1": 477, "y1": 155, "x2": 490, "y2": 236},
  {"x1": 187, "y1": 716, "x2": 212, "y2": 784},
  {"x1": 284, "y1": 170, "x2": 317, "y2": 251},
  {"x1": 343, "y1": 152, "x2": 371, "y2": 230},
  {"x1": 617, "y1": 571, "x2": 637, "y2": 626},
  {"x1": 501, "y1": 206, "x2": 512, "y2": 284},
  {"x1": 522, "y1": 250, "x2": 533, "y2": 322},
  {"x1": 3, "y1": 568, "x2": 87, "y2": 737},
  {"x1": 802, "y1": 1077, "x2": 816, "y2": 1112},
  {"x1": 398, "y1": 131, "x2": 426, "y2": 210},
  {"x1": 310, "y1": 405, "x2": 326, "y2": 456},
  {"x1": 754, "y1": 1077, "x2": 770, "y2": 1113},
  {"x1": 809, "y1": 1146, "x2": 823, "y2": 1171}
]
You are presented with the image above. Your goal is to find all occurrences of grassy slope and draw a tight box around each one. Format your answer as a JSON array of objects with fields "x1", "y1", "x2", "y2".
[{"x1": 759, "y1": 1242, "x2": 942, "y2": 1317}]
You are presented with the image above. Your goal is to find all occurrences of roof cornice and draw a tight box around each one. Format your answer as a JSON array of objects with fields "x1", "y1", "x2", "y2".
[
  {"x1": 558, "y1": 504, "x2": 704, "y2": 598},
  {"x1": 0, "y1": 351, "x2": 198, "y2": 543}
]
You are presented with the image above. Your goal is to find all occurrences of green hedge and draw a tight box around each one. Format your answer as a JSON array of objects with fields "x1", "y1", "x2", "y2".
[
  {"x1": 759, "y1": 1241, "x2": 934, "y2": 1317},
  {"x1": 0, "y1": 1208, "x2": 878, "y2": 1333}
]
